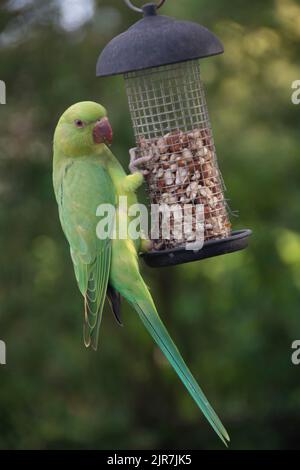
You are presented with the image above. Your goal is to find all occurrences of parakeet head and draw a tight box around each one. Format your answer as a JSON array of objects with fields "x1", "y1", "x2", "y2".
[{"x1": 54, "y1": 101, "x2": 113, "y2": 157}]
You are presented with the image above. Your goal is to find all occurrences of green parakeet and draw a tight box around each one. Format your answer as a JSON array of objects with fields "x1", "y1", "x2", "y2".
[{"x1": 53, "y1": 101, "x2": 229, "y2": 445}]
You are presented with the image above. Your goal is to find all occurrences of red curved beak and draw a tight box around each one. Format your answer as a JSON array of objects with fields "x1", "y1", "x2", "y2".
[{"x1": 93, "y1": 117, "x2": 113, "y2": 146}]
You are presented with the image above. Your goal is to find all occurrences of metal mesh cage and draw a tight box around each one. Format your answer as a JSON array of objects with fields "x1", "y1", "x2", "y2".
[{"x1": 125, "y1": 60, "x2": 231, "y2": 250}]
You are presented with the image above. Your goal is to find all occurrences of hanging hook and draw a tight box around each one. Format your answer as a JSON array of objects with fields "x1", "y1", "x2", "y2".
[{"x1": 124, "y1": 0, "x2": 166, "y2": 14}]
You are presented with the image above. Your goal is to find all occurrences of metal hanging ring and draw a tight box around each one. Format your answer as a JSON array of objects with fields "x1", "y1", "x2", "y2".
[{"x1": 124, "y1": 0, "x2": 166, "y2": 14}]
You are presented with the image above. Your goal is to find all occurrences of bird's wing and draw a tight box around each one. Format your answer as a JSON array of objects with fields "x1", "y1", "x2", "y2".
[{"x1": 58, "y1": 158, "x2": 116, "y2": 350}]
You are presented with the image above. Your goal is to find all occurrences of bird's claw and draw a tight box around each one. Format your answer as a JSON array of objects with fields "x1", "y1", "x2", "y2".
[{"x1": 129, "y1": 147, "x2": 153, "y2": 175}]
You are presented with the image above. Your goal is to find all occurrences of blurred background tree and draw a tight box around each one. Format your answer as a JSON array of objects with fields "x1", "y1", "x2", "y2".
[{"x1": 0, "y1": 0, "x2": 300, "y2": 450}]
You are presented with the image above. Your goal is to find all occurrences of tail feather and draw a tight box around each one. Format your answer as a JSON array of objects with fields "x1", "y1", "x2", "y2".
[
  {"x1": 131, "y1": 300, "x2": 230, "y2": 446},
  {"x1": 107, "y1": 284, "x2": 122, "y2": 326}
]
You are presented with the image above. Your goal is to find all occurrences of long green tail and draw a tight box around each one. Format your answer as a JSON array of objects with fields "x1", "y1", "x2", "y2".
[{"x1": 131, "y1": 298, "x2": 230, "y2": 446}]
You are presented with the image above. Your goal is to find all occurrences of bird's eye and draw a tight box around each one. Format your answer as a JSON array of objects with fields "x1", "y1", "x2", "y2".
[{"x1": 75, "y1": 119, "x2": 84, "y2": 128}]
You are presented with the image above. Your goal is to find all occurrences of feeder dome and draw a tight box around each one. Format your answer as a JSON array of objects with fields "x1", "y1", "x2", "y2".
[{"x1": 96, "y1": 3, "x2": 224, "y2": 77}]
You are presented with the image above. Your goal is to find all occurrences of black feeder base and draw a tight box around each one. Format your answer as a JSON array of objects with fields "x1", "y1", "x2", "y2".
[{"x1": 141, "y1": 229, "x2": 252, "y2": 268}]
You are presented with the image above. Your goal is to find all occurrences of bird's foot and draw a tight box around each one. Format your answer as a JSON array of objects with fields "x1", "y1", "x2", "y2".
[{"x1": 129, "y1": 147, "x2": 153, "y2": 175}]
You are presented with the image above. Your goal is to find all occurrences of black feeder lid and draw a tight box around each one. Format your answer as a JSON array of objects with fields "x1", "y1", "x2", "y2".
[{"x1": 96, "y1": 2, "x2": 224, "y2": 77}]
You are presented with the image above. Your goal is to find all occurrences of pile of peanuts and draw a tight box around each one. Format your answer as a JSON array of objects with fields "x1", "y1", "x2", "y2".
[{"x1": 134, "y1": 127, "x2": 231, "y2": 250}]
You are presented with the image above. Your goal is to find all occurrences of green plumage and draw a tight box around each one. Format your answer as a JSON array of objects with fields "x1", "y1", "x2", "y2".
[{"x1": 53, "y1": 101, "x2": 229, "y2": 445}]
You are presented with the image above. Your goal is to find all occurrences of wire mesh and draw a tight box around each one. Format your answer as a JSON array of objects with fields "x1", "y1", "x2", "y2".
[{"x1": 125, "y1": 60, "x2": 231, "y2": 250}]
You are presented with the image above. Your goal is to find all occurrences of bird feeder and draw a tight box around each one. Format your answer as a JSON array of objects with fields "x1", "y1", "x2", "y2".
[{"x1": 96, "y1": 0, "x2": 251, "y2": 267}]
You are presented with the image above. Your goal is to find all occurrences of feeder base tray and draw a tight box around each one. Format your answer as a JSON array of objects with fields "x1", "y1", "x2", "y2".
[{"x1": 141, "y1": 229, "x2": 252, "y2": 268}]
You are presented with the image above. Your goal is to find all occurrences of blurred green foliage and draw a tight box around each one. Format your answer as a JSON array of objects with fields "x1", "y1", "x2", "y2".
[{"x1": 0, "y1": 0, "x2": 300, "y2": 450}]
